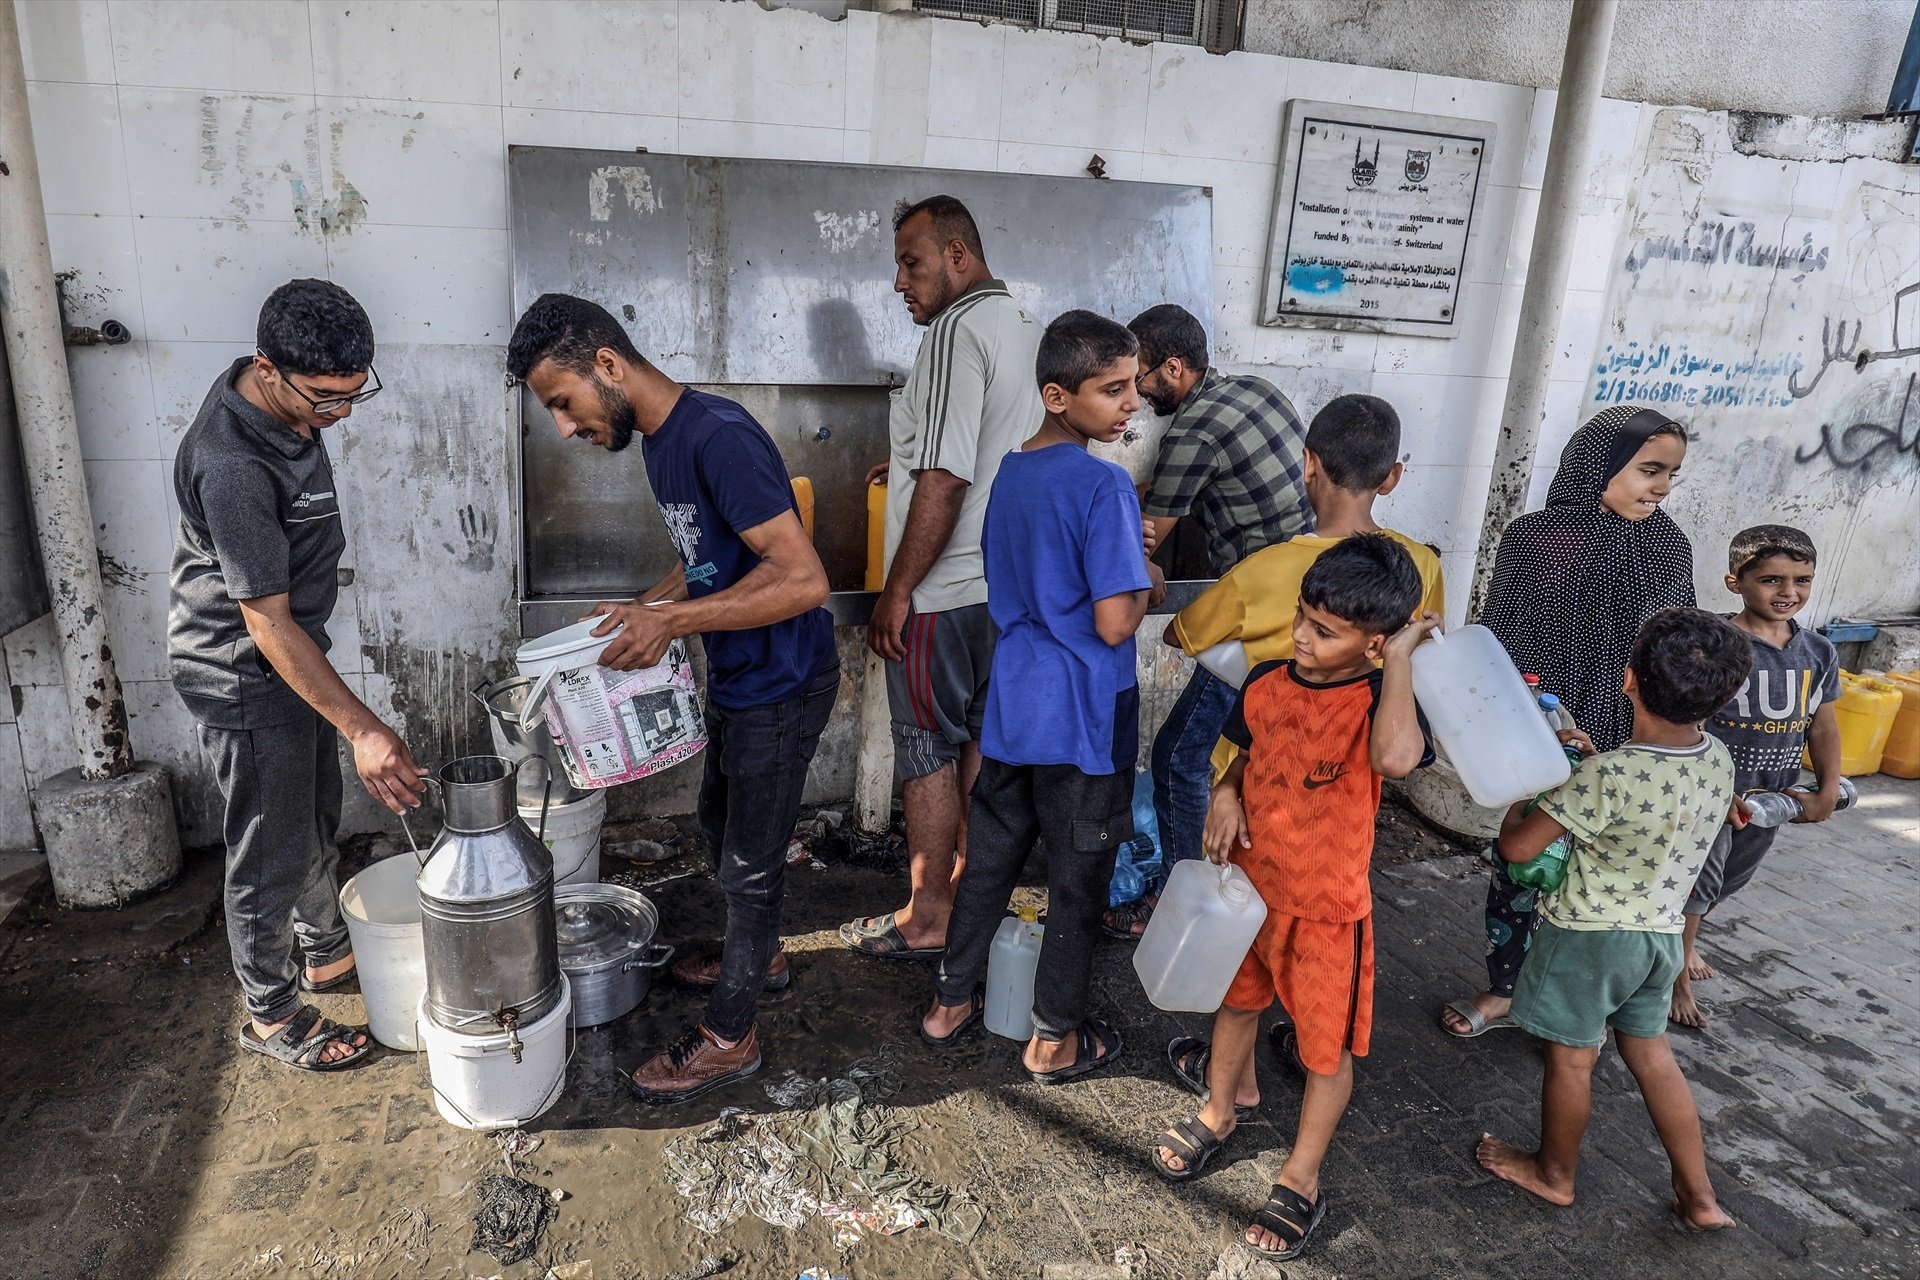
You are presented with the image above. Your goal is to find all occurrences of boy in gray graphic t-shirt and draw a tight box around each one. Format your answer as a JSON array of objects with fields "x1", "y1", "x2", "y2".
[{"x1": 1671, "y1": 525, "x2": 1843, "y2": 1028}]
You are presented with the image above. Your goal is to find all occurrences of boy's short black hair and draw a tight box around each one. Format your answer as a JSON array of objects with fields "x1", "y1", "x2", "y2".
[
  {"x1": 1037, "y1": 310, "x2": 1137, "y2": 394},
  {"x1": 1629, "y1": 608, "x2": 1754, "y2": 724},
  {"x1": 1728, "y1": 524, "x2": 1817, "y2": 577},
  {"x1": 1305, "y1": 394, "x2": 1401, "y2": 491},
  {"x1": 257, "y1": 279, "x2": 373, "y2": 377},
  {"x1": 1298, "y1": 532, "x2": 1422, "y2": 636},
  {"x1": 506, "y1": 292, "x2": 648, "y2": 381},
  {"x1": 892, "y1": 194, "x2": 985, "y2": 260},
  {"x1": 1126, "y1": 303, "x2": 1209, "y2": 372}
]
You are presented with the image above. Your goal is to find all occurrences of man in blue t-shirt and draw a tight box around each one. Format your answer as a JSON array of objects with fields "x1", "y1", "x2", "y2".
[
  {"x1": 509, "y1": 294, "x2": 838, "y2": 1106},
  {"x1": 918, "y1": 311, "x2": 1163, "y2": 1084}
]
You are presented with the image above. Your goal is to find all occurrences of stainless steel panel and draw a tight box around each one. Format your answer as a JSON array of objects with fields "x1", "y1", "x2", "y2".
[
  {"x1": 0, "y1": 328, "x2": 52, "y2": 634},
  {"x1": 508, "y1": 149, "x2": 1215, "y2": 622},
  {"x1": 523, "y1": 382, "x2": 888, "y2": 598}
]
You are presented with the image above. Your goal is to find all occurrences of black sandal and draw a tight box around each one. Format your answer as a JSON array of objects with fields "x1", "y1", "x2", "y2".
[
  {"x1": 919, "y1": 988, "x2": 984, "y2": 1048},
  {"x1": 1150, "y1": 1114, "x2": 1228, "y2": 1182},
  {"x1": 1266, "y1": 1024, "x2": 1308, "y2": 1078},
  {"x1": 238, "y1": 1004, "x2": 372, "y2": 1072},
  {"x1": 1167, "y1": 1036, "x2": 1257, "y2": 1122},
  {"x1": 1243, "y1": 1183, "x2": 1328, "y2": 1261},
  {"x1": 299, "y1": 961, "x2": 358, "y2": 993},
  {"x1": 1027, "y1": 1018, "x2": 1122, "y2": 1085},
  {"x1": 1100, "y1": 899, "x2": 1154, "y2": 941}
]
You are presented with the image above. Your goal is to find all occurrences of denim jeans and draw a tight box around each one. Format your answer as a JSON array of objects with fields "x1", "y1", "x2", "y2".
[
  {"x1": 698, "y1": 665, "x2": 839, "y2": 1042},
  {"x1": 935, "y1": 759, "x2": 1132, "y2": 1040},
  {"x1": 198, "y1": 706, "x2": 353, "y2": 1024},
  {"x1": 1146, "y1": 666, "x2": 1238, "y2": 897}
]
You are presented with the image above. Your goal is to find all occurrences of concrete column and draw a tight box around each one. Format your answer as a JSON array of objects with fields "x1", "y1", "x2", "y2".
[
  {"x1": 853, "y1": 648, "x2": 892, "y2": 833},
  {"x1": 1, "y1": 4, "x2": 179, "y2": 906},
  {"x1": 1466, "y1": 0, "x2": 1619, "y2": 620},
  {"x1": 0, "y1": 3, "x2": 132, "y2": 780}
]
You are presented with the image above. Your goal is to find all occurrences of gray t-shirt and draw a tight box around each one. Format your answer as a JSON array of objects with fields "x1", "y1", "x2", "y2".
[
  {"x1": 1705, "y1": 618, "x2": 1841, "y2": 793},
  {"x1": 168, "y1": 358, "x2": 345, "y2": 728},
  {"x1": 884, "y1": 280, "x2": 1043, "y2": 613}
]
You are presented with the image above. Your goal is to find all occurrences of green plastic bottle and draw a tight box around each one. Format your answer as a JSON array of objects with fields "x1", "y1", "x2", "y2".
[{"x1": 1507, "y1": 796, "x2": 1573, "y2": 892}]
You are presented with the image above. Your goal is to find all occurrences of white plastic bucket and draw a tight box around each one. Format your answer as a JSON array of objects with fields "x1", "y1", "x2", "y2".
[
  {"x1": 339, "y1": 855, "x2": 428, "y2": 1052},
  {"x1": 418, "y1": 978, "x2": 572, "y2": 1131},
  {"x1": 515, "y1": 618, "x2": 706, "y2": 790},
  {"x1": 519, "y1": 790, "x2": 606, "y2": 887}
]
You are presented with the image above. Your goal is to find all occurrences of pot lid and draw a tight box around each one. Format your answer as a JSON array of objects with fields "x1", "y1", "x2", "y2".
[{"x1": 554, "y1": 883, "x2": 658, "y2": 969}]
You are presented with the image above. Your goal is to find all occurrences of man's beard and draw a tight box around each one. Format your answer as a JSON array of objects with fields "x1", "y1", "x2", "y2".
[
  {"x1": 597, "y1": 378, "x2": 638, "y2": 452},
  {"x1": 916, "y1": 270, "x2": 964, "y2": 325},
  {"x1": 1143, "y1": 388, "x2": 1179, "y2": 417}
]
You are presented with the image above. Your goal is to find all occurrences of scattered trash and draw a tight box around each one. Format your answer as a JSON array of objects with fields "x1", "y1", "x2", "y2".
[
  {"x1": 783, "y1": 839, "x2": 811, "y2": 866},
  {"x1": 796, "y1": 1270, "x2": 849, "y2": 1280},
  {"x1": 544, "y1": 1263, "x2": 593, "y2": 1280},
  {"x1": 815, "y1": 808, "x2": 846, "y2": 830},
  {"x1": 471, "y1": 1173, "x2": 557, "y2": 1265},
  {"x1": 667, "y1": 1044, "x2": 982, "y2": 1250},
  {"x1": 610, "y1": 837, "x2": 671, "y2": 864},
  {"x1": 550, "y1": 1187, "x2": 569, "y2": 1203},
  {"x1": 1114, "y1": 1242, "x2": 1147, "y2": 1272},
  {"x1": 255, "y1": 1246, "x2": 283, "y2": 1265},
  {"x1": 494, "y1": 1129, "x2": 544, "y2": 1160}
]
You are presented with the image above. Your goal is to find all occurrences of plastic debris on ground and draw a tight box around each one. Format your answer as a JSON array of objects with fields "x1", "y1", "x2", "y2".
[
  {"x1": 663, "y1": 1043, "x2": 983, "y2": 1251},
  {"x1": 783, "y1": 838, "x2": 810, "y2": 866},
  {"x1": 659, "y1": 1256, "x2": 736, "y2": 1280},
  {"x1": 796, "y1": 1270, "x2": 850, "y2": 1280},
  {"x1": 471, "y1": 1173, "x2": 558, "y2": 1265}
]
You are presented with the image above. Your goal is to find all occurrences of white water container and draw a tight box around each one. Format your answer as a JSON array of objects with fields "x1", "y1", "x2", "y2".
[
  {"x1": 418, "y1": 978, "x2": 572, "y2": 1131},
  {"x1": 985, "y1": 908, "x2": 1045, "y2": 1040},
  {"x1": 1134, "y1": 860, "x2": 1268, "y2": 1013},
  {"x1": 339, "y1": 854, "x2": 427, "y2": 1052},
  {"x1": 1409, "y1": 624, "x2": 1571, "y2": 808},
  {"x1": 515, "y1": 617, "x2": 706, "y2": 790},
  {"x1": 519, "y1": 789, "x2": 606, "y2": 887},
  {"x1": 1195, "y1": 640, "x2": 1251, "y2": 689}
]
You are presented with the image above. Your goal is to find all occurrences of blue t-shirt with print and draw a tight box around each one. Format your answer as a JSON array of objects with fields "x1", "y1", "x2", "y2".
[
  {"x1": 980, "y1": 443, "x2": 1151, "y2": 775},
  {"x1": 642, "y1": 389, "x2": 835, "y2": 709}
]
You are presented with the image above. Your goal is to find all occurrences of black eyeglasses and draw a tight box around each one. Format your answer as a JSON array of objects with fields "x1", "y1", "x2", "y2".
[
  {"x1": 1134, "y1": 357, "x2": 1171, "y2": 389},
  {"x1": 259, "y1": 352, "x2": 383, "y2": 414}
]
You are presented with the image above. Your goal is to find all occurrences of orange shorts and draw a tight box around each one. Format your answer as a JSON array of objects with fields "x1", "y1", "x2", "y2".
[{"x1": 1223, "y1": 912, "x2": 1373, "y2": 1075}]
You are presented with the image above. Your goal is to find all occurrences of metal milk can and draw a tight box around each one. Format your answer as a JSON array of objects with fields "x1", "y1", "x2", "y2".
[{"x1": 416, "y1": 755, "x2": 563, "y2": 1036}]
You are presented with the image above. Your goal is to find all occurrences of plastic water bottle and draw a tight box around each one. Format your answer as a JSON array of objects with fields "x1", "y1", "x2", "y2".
[
  {"x1": 1536, "y1": 692, "x2": 1585, "y2": 766},
  {"x1": 1410, "y1": 625, "x2": 1572, "y2": 807},
  {"x1": 985, "y1": 908, "x2": 1045, "y2": 1040},
  {"x1": 1507, "y1": 828, "x2": 1574, "y2": 891},
  {"x1": 1741, "y1": 777, "x2": 1859, "y2": 828},
  {"x1": 1134, "y1": 860, "x2": 1268, "y2": 1013}
]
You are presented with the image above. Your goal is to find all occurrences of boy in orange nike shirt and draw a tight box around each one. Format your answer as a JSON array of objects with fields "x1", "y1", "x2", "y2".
[{"x1": 1148, "y1": 534, "x2": 1437, "y2": 1263}]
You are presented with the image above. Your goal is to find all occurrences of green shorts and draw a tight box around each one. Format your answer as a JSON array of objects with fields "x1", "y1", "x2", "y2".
[{"x1": 1510, "y1": 920, "x2": 1683, "y2": 1047}]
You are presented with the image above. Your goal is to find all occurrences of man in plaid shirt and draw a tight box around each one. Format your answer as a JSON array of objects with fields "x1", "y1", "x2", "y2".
[{"x1": 1103, "y1": 304, "x2": 1311, "y2": 941}]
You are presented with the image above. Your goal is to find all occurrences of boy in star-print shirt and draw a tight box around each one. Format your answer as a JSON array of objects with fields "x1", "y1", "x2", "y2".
[{"x1": 1476, "y1": 608, "x2": 1750, "y2": 1231}]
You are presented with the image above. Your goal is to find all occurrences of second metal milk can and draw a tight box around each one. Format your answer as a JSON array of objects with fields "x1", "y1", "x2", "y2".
[{"x1": 417, "y1": 755, "x2": 563, "y2": 1034}]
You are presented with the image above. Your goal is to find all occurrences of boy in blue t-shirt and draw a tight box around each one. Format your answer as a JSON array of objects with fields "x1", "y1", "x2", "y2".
[{"x1": 918, "y1": 311, "x2": 1164, "y2": 1083}]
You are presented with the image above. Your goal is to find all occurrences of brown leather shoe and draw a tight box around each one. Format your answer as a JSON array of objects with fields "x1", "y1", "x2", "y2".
[
  {"x1": 671, "y1": 947, "x2": 791, "y2": 991},
  {"x1": 627, "y1": 1024, "x2": 762, "y2": 1105}
]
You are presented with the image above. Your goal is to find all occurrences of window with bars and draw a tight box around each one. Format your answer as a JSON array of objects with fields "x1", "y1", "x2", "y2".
[{"x1": 913, "y1": 0, "x2": 1242, "y2": 51}]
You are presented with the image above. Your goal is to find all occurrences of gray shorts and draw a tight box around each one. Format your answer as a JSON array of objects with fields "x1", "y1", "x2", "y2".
[
  {"x1": 886, "y1": 602, "x2": 996, "y2": 780},
  {"x1": 1685, "y1": 822, "x2": 1779, "y2": 915}
]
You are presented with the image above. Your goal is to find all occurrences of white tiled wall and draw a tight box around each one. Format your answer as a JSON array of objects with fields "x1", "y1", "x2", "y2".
[{"x1": 5, "y1": 0, "x2": 1647, "y2": 849}]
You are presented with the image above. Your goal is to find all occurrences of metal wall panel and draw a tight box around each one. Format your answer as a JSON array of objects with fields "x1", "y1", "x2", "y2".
[{"x1": 508, "y1": 148, "x2": 1215, "y2": 617}]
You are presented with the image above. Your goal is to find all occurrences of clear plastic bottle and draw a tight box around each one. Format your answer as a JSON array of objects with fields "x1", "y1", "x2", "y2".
[
  {"x1": 1536, "y1": 692, "x2": 1585, "y2": 766},
  {"x1": 1133, "y1": 860, "x2": 1268, "y2": 1013},
  {"x1": 1742, "y1": 777, "x2": 1859, "y2": 828},
  {"x1": 985, "y1": 908, "x2": 1045, "y2": 1040}
]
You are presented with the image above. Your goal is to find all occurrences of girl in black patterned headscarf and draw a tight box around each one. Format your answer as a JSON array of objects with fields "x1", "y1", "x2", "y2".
[{"x1": 1441, "y1": 405, "x2": 1695, "y2": 1040}]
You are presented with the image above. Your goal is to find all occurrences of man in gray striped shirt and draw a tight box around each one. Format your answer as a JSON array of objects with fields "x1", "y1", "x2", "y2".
[{"x1": 840, "y1": 195, "x2": 1043, "y2": 961}]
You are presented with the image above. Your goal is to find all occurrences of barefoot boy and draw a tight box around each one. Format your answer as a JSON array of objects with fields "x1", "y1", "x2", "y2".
[
  {"x1": 919, "y1": 311, "x2": 1163, "y2": 1082},
  {"x1": 1479, "y1": 607, "x2": 1751, "y2": 1231},
  {"x1": 1671, "y1": 525, "x2": 1843, "y2": 1028},
  {"x1": 1149, "y1": 534, "x2": 1435, "y2": 1262}
]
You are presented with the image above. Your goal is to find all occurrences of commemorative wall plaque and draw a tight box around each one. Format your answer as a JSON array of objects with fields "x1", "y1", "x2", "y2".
[{"x1": 1260, "y1": 101, "x2": 1496, "y2": 335}]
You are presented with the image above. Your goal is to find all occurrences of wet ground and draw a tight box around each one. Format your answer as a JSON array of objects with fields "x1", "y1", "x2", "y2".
[{"x1": 1, "y1": 781, "x2": 1916, "y2": 1280}]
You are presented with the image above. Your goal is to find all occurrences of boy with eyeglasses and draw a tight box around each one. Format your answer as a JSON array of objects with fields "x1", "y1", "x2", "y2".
[{"x1": 169, "y1": 278, "x2": 427, "y2": 1073}]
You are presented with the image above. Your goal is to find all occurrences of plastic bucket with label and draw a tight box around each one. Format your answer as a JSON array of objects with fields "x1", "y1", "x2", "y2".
[{"x1": 514, "y1": 618, "x2": 706, "y2": 790}]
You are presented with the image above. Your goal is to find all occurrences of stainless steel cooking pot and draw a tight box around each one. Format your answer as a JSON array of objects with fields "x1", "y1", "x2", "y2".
[{"x1": 554, "y1": 883, "x2": 673, "y2": 1028}]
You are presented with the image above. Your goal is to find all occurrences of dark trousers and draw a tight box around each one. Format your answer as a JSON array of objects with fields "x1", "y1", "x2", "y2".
[
  {"x1": 198, "y1": 706, "x2": 352, "y2": 1024},
  {"x1": 1147, "y1": 666, "x2": 1238, "y2": 897},
  {"x1": 1484, "y1": 856, "x2": 1541, "y2": 998},
  {"x1": 698, "y1": 666, "x2": 839, "y2": 1042},
  {"x1": 935, "y1": 759, "x2": 1133, "y2": 1041}
]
